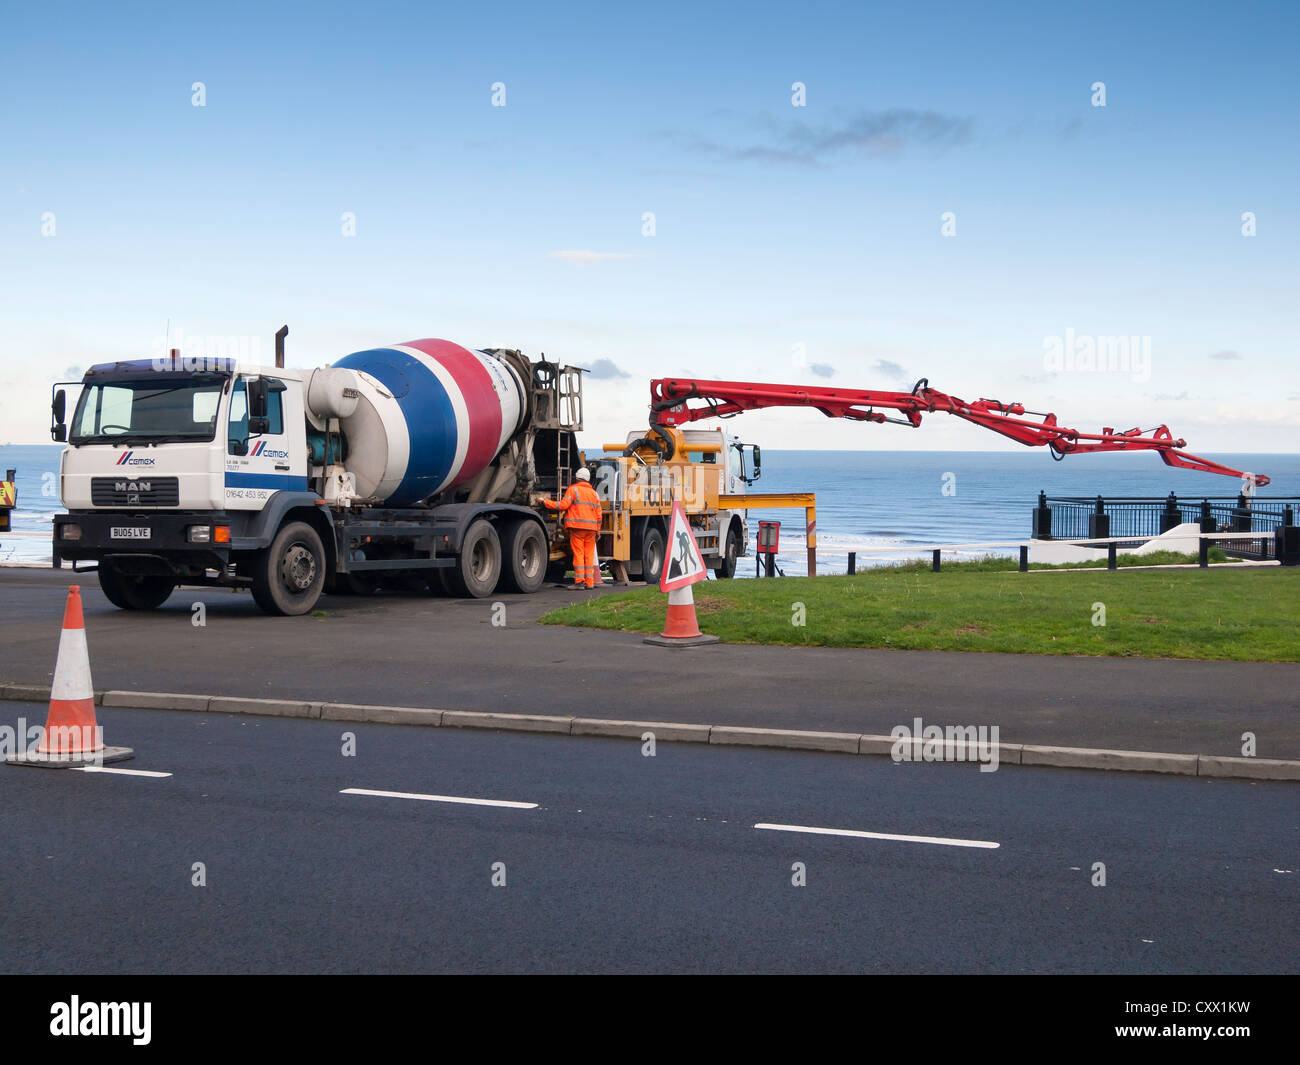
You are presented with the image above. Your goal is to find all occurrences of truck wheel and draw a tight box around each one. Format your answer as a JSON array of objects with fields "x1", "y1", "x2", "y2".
[
  {"x1": 716, "y1": 523, "x2": 741, "y2": 579},
  {"x1": 640, "y1": 525, "x2": 665, "y2": 585},
  {"x1": 444, "y1": 519, "x2": 501, "y2": 598},
  {"x1": 251, "y1": 521, "x2": 326, "y2": 616},
  {"x1": 499, "y1": 519, "x2": 547, "y2": 594},
  {"x1": 98, "y1": 566, "x2": 175, "y2": 610}
]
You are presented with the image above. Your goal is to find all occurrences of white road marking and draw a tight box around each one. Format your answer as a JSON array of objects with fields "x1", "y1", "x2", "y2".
[
  {"x1": 74, "y1": 766, "x2": 173, "y2": 778},
  {"x1": 341, "y1": 787, "x2": 537, "y2": 809},
  {"x1": 754, "y1": 822, "x2": 999, "y2": 850}
]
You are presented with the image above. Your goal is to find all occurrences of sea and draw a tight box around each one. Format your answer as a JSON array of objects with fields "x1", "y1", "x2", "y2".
[{"x1": 2, "y1": 443, "x2": 1296, "y2": 575}]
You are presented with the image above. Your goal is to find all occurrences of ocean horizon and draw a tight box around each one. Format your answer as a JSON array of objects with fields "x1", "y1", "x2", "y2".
[{"x1": 3, "y1": 443, "x2": 1296, "y2": 573}]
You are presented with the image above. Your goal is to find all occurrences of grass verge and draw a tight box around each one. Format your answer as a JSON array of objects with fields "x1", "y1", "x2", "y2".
[{"x1": 541, "y1": 562, "x2": 1298, "y2": 660}]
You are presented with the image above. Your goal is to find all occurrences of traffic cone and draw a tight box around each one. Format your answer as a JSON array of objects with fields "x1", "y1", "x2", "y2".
[
  {"x1": 6, "y1": 586, "x2": 133, "y2": 768},
  {"x1": 644, "y1": 583, "x2": 721, "y2": 647}
]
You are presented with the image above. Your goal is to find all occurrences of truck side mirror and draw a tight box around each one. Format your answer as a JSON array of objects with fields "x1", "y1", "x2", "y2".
[
  {"x1": 51, "y1": 389, "x2": 67, "y2": 442},
  {"x1": 248, "y1": 378, "x2": 268, "y2": 419},
  {"x1": 248, "y1": 416, "x2": 270, "y2": 435},
  {"x1": 752, "y1": 445, "x2": 761, "y2": 478}
]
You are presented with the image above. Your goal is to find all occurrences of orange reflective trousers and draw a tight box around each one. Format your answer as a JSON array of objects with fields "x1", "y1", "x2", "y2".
[{"x1": 569, "y1": 530, "x2": 598, "y2": 588}]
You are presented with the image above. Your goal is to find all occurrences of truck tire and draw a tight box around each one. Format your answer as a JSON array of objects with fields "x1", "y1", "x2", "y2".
[
  {"x1": 443, "y1": 519, "x2": 501, "y2": 598},
  {"x1": 499, "y1": 518, "x2": 547, "y2": 594},
  {"x1": 98, "y1": 566, "x2": 175, "y2": 611},
  {"x1": 251, "y1": 521, "x2": 326, "y2": 616},
  {"x1": 640, "y1": 524, "x2": 665, "y2": 586},
  {"x1": 716, "y1": 522, "x2": 741, "y2": 579}
]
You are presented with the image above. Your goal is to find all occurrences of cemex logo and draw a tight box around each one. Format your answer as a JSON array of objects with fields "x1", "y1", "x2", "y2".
[
  {"x1": 50, "y1": 997, "x2": 151, "y2": 1045},
  {"x1": 114, "y1": 451, "x2": 155, "y2": 467},
  {"x1": 250, "y1": 441, "x2": 289, "y2": 459}
]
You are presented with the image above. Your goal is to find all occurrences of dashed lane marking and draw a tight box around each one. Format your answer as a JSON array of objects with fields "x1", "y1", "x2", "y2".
[
  {"x1": 75, "y1": 766, "x2": 173, "y2": 778},
  {"x1": 755, "y1": 822, "x2": 999, "y2": 849},
  {"x1": 341, "y1": 787, "x2": 537, "y2": 810}
]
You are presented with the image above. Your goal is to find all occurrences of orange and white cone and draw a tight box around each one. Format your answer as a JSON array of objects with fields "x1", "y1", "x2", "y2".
[
  {"x1": 644, "y1": 583, "x2": 720, "y2": 647},
  {"x1": 6, "y1": 585, "x2": 133, "y2": 768}
]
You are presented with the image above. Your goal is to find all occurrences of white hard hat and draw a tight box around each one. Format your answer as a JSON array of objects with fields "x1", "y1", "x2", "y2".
[{"x1": 575, "y1": 468, "x2": 591, "y2": 482}]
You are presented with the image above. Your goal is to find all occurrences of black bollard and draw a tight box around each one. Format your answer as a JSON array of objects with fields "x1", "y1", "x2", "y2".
[
  {"x1": 1160, "y1": 492, "x2": 1181, "y2": 533},
  {"x1": 1088, "y1": 495, "x2": 1110, "y2": 540}
]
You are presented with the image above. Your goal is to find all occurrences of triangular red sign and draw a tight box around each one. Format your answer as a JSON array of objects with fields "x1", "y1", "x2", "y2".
[{"x1": 661, "y1": 500, "x2": 708, "y2": 592}]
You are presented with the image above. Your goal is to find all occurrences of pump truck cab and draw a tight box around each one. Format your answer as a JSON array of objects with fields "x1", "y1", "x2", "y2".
[{"x1": 51, "y1": 333, "x2": 586, "y2": 615}]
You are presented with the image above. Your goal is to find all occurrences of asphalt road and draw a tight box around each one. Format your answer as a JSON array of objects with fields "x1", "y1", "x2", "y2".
[
  {"x1": 1, "y1": 703, "x2": 1295, "y2": 974},
  {"x1": 1, "y1": 567, "x2": 1297, "y2": 758}
]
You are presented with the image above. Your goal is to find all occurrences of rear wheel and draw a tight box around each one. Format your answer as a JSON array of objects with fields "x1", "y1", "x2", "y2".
[
  {"x1": 499, "y1": 519, "x2": 548, "y2": 594},
  {"x1": 251, "y1": 521, "x2": 326, "y2": 616},
  {"x1": 639, "y1": 524, "x2": 665, "y2": 586},
  {"x1": 444, "y1": 519, "x2": 501, "y2": 598},
  {"x1": 98, "y1": 566, "x2": 175, "y2": 610},
  {"x1": 716, "y1": 523, "x2": 741, "y2": 579}
]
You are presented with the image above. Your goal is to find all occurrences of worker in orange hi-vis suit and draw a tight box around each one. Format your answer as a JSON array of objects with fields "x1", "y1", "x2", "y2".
[{"x1": 542, "y1": 467, "x2": 603, "y2": 589}]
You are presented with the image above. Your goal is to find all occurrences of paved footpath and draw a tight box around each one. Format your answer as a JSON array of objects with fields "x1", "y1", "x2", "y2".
[{"x1": 1, "y1": 567, "x2": 1297, "y2": 759}]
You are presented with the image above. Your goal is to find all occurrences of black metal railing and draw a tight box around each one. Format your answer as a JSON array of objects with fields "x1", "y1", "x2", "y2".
[{"x1": 1031, "y1": 492, "x2": 1299, "y2": 562}]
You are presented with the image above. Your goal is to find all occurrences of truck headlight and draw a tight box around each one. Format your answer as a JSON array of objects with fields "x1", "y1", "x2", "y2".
[
  {"x1": 58, "y1": 523, "x2": 82, "y2": 541},
  {"x1": 187, "y1": 526, "x2": 212, "y2": 543}
]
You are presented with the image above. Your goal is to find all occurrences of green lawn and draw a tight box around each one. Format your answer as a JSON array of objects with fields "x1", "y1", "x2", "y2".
[{"x1": 540, "y1": 563, "x2": 1300, "y2": 661}]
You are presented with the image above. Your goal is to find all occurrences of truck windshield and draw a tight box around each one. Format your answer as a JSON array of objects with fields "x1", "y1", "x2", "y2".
[{"x1": 70, "y1": 378, "x2": 226, "y2": 444}]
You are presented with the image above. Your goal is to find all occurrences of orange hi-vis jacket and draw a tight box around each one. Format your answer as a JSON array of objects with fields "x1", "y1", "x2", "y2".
[{"x1": 545, "y1": 480, "x2": 602, "y2": 530}]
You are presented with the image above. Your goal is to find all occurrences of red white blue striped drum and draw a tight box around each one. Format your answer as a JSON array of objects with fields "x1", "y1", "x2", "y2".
[{"x1": 331, "y1": 339, "x2": 527, "y2": 506}]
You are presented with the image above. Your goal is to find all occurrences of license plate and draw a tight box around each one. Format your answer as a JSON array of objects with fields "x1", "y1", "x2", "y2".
[{"x1": 110, "y1": 527, "x2": 151, "y2": 540}]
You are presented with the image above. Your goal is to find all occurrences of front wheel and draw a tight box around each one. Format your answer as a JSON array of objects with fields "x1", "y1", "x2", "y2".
[
  {"x1": 716, "y1": 523, "x2": 741, "y2": 579},
  {"x1": 251, "y1": 521, "x2": 327, "y2": 616},
  {"x1": 639, "y1": 524, "x2": 665, "y2": 586},
  {"x1": 98, "y1": 566, "x2": 175, "y2": 610}
]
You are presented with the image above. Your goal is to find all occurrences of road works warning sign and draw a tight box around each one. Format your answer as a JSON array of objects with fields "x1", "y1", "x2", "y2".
[{"x1": 661, "y1": 500, "x2": 708, "y2": 592}]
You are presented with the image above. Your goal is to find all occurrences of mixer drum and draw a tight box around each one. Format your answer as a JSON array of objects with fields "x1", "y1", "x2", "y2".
[{"x1": 331, "y1": 338, "x2": 528, "y2": 506}]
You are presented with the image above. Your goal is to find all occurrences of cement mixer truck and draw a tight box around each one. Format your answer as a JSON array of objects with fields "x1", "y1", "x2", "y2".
[{"x1": 49, "y1": 335, "x2": 588, "y2": 614}]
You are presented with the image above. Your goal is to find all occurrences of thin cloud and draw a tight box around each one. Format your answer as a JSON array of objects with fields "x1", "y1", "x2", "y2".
[
  {"x1": 809, "y1": 363, "x2": 835, "y2": 378},
  {"x1": 1209, "y1": 350, "x2": 1241, "y2": 360},
  {"x1": 586, "y1": 358, "x2": 629, "y2": 380},
  {"x1": 1149, "y1": 390, "x2": 1193, "y2": 401},
  {"x1": 872, "y1": 358, "x2": 908, "y2": 380},
  {"x1": 548, "y1": 250, "x2": 640, "y2": 264},
  {"x1": 669, "y1": 108, "x2": 973, "y2": 167}
]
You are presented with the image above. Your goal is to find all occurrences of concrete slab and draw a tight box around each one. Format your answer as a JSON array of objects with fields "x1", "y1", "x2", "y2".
[
  {"x1": 1021, "y1": 744, "x2": 1198, "y2": 775},
  {"x1": 1197, "y1": 755, "x2": 1300, "y2": 781},
  {"x1": 206, "y1": 697, "x2": 320, "y2": 719},
  {"x1": 440, "y1": 710, "x2": 573, "y2": 734},
  {"x1": 103, "y1": 690, "x2": 210, "y2": 711},
  {"x1": 571, "y1": 718, "x2": 712, "y2": 743},
  {"x1": 321, "y1": 703, "x2": 444, "y2": 727},
  {"x1": 709, "y1": 726, "x2": 860, "y2": 753}
]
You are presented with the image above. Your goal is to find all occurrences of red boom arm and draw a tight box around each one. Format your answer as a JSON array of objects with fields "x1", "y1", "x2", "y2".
[{"x1": 649, "y1": 377, "x2": 1269, "y2": 486}]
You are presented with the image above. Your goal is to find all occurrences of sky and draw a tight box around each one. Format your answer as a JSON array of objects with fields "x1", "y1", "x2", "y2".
[{"x1": 1, "y1": 0, "x2": 1297, "y2": 456}]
